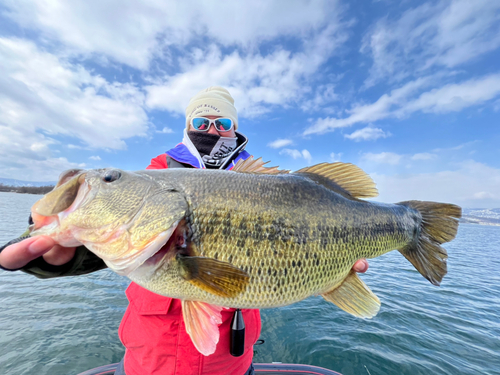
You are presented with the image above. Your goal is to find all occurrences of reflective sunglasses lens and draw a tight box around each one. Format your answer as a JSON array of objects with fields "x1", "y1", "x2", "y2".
[
  {"x1": 192, "y1": 117, "x2": 210, "y2": 130},
  {"x1": 215, "y1": 118, "x2": 233, "y2": 131}
]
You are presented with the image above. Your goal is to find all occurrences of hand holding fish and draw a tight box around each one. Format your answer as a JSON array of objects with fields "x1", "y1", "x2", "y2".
[{"x1": 0, "y1": 236, "x2": 76, "y2": 270}]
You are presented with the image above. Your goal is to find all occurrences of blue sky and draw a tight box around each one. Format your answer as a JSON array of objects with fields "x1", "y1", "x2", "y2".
[{"x1": 0, "y1": 0, "x2": 499, "y2": 208}]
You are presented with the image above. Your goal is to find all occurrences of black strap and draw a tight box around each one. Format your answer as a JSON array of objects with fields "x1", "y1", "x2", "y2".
[{"x1": 230, "y1": 308, "x2": 245, "y2": 357}]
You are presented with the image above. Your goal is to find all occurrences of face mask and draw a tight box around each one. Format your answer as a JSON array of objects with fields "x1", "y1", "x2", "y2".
[{"x1": 188, "y1": 131, "x2": 238, "y2": 168}]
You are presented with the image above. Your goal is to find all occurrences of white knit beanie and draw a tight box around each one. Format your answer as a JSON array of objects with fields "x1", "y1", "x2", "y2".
[{"x1": 185, "y1": 86, "x2": 238, "y2": 130}]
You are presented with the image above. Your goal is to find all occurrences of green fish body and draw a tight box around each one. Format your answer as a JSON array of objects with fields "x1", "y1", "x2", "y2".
[{"x1": 30, "y1": 160, "x2": 461, "y2": 355}]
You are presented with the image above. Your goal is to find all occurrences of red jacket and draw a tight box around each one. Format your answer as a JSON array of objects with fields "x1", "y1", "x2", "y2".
[{"x1": 118, "y1": 153, "x2": 261, "y2": 375}]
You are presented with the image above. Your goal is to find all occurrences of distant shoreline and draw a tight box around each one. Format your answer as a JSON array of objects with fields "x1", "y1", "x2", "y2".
[
  {"x1": 0, "y1": 185, "x2": 54, "y2": 195},
  {"x1": 460, "y1": 218, "x2": 500, "y2": 227}
]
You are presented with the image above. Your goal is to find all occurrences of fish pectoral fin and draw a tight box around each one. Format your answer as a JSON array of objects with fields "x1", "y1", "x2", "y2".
[
  {"x1": 294, "y1": 162, "x2": 378, "y2": 199},
  {"x1": 177, "y1": 255, "x2": 250, "y2": 298},
  {"x1": 321, "y1": 270, "x2": 380, "y2": 319},
  {"x1": 182, "y1": 300, "x2": 224, "y2": 356}
]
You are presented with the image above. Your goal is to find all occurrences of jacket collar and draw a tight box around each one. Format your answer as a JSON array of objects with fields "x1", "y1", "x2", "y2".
[{"x1": 168, "y1": 129, "x2": 249, "y2": 169}]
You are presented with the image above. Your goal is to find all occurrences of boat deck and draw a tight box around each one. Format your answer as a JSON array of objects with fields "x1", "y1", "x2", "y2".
[{"x1": 77, "y1": 362, "x2": 343, "y2": 375}]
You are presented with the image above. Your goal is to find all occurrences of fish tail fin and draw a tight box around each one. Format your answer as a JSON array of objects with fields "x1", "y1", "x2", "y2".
[{"x1": 397, "y1": 201, "x2": 462, "y2": 286}]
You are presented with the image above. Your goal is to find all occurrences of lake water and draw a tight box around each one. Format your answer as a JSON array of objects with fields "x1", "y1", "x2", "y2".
[{"x1": 0, "y1": 192, "x2": 499, "y2": 375}]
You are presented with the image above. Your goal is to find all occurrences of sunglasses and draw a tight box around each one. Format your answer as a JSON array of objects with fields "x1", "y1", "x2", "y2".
[{"x1": 190, "y1": 117, "x2": 234, "y2": 132}]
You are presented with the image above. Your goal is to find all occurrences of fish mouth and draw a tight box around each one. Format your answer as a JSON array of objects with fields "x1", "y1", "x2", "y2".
[
  {"x1": 30, "y1": 172, "x2": 91, "y2": 246},
  {"x1": 32, "y1": 171, "x2": 87, "y2": 221}
]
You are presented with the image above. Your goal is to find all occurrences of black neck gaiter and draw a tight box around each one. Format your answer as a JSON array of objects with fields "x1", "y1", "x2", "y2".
[{"x1": 188, "y1": 131, "x2": 238, "y2": 168}]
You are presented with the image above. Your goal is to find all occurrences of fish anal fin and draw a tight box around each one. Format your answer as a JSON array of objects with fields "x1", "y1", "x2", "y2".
[
  {"x1": 177, "y1": 255, "x2": 250, "y2": 298},
  {"x1": 295, "y1": 162, "x2": 378, "y2": 199},
  {"x1": 182, "y1": 300, "x2": 224, "y2": 356},
  {"x1": 232, "y1": 157, "x2": 289, "y2": 174},
  {"x1": 321, "y1": 270, "x2": 380, "y2": 319}
]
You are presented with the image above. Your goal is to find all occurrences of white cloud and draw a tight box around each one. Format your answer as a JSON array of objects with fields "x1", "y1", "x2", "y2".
[
  {"x1": 145, "y1": 21, "x2": 348, "y2": 117},
  {"x1": 280, "y1": 148, "x2": 313, "y2": 164},
  {"x1": 304, "y1": 76, "x2": 432, "y2": 134},
  {"x1": 280, "y1": 149, "x2": 301, "y2": 159},
  {"x1": 305, "y1": 74, "x2": 500, "y2": 135},
  {"x1": 0, "y1": 38, "x2": 148, "y2": 149},
  {"x1": 67, "y1": 144, "x2": 86, "y2": 150},
  {"x1": 157, "y1": 127, "x2": 174, "y2": 134},
  {"x1": 29, "y1": 140, "x2": 54, "y2": 153},
  {"x1": 345, "y1": 126, "x2": 390, "y2": 141},
  {"x1": 1, "y1": 2, "x2": 351, "y2": 131},
  {"x1": 89, "y1": 156, "x2": 101, "y2": 161},
  {"x1": 371, "y1": 160, "x2": 500, "y2": 208},
  {"x1": 398, "y1": 74, "x2": 500, "y2": 114},
  {"x1": 361, "y1": 0, "x2": 500, "y2": 86},
  {"x1": 330, "y1": 152, "x2": 342, "y2": 162},
  {"x1": 0, "y1": 155, "x2": 85, "y2": 182},
  {"x1": 494, "y1": 99, "x2": 500, "y2": 112},
  {"x1": 268, "y1": 139, "x2": 293, "y2": 149},
  {"x1": 2, "y1": 0, "x2": 343, "y2": 70},
  {"x1": 300, "y1": 84, "x2": 339, "y2": 112},
  {"x1": 411, "y1": 153, "x2": 436, "y2": 161},
  {"x1": 362, "y1": 152, "x2": 402, "y2": 165},
  {"x1": 302, "y1": 150, "x2": 312, "y2": 164},
  {"x1": 473, "y1": 191, "x2": 495, "y2": 199},
  {"x1": 0, "y1": 37, "x2": 148, "y2": 180},
  {"x1": 432, "y1": 141, "x2": 479, "y2": 153}
]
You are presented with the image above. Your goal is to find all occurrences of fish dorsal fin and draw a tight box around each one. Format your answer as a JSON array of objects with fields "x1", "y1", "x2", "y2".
[
  {"x1": 295, "y1": 162, "x2": 378, "y2": 199},
  {"x1": 232, "y1": 157, "x2": 290, "y2": 174},
  {"x1": 182, "y1": 300, "x2": 224, "y2": 356},
  {"x1": 321, "y1": 270, "x2": 380, "y2": 318}
]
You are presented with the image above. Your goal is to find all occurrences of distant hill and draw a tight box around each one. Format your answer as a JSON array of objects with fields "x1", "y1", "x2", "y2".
[
  {"x1": 461, "y1": 208, "x2": 500, "y2": 226},
  {"x1": 0, "y1": 177, "x2": 56, "y2": 187}
]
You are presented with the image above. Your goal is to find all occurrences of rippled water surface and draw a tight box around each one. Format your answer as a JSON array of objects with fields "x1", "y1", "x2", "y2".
[{"x1": 1, "y1": 192, "x2": 499, "y2": 374}]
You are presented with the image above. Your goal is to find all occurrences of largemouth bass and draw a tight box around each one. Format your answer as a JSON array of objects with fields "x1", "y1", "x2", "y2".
[{"x1": 29, "y1": 159, "x2": 461, "y2": 355}]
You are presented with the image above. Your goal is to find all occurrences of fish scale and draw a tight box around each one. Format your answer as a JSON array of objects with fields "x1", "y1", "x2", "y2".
[{"x1": 131, "y1": 170, "x2": 418, "y2": 308}]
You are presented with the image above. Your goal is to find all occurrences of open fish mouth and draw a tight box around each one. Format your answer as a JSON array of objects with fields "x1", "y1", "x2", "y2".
[
  {"x1": 32, "y1": 170, "x2": 87, "y2": 222},
  {"x1": 30, "y1": 172, "x2": 91, "y2": 247}
]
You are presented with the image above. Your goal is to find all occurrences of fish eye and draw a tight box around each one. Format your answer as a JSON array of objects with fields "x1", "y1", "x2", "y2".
[{"x1": 102, "y1": 170, "x2": 121, "y2": 183}]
